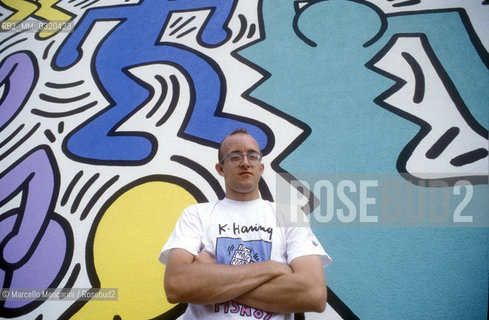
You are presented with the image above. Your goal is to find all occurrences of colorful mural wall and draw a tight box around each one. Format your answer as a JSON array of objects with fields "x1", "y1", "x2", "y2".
[{"x1": 0, "y1": 0, "x2": 488, "y2": 319}]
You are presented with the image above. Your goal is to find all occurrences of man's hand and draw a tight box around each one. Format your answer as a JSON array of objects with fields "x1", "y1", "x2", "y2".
[
  {"x1": 193, "y1": 251, "x2": 293, "y2": 276},
  {"x1": 164, "y1": 248, "x2": 324, "y2": 313},
  {"x1": 235, "y1": 255, "x2": 327, "y2": 313},
  {"x1": 164, "y1": 248, "x2": 292, "y2": 305}
]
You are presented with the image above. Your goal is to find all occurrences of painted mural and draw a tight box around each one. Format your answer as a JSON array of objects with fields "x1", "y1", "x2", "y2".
[{"x1": 0, "y1": 0, "x2": 487, "y2": 319}]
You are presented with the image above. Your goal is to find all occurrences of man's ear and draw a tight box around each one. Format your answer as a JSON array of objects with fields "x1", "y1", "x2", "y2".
[{"x1": 216, "y1": 163, "x2": 225, "y2": 176}]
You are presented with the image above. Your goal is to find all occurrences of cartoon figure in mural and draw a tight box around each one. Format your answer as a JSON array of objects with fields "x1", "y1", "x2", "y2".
[
  {"x1": 53, "y1": 0, "x2": 268, "y2": 165},
  {"x1": 0, "y1": 52, "x2": 74, "y2": 317},
  {"x1": 244, "y1": 0, "x2": 488, "y2": 318},
  {"x1": 160, "y1": 128, "x2": 331, "y2": 319},
  {"x1": 0, "y1": 145, "x2": 73, "y2": 317},
  {"x1": 367, "y1": 33, "x2": 488, "y2": 185},
  {"x1": 0, "y1": 0, "x2": 486, "y2": 319},
  {"x1": 279, "y1": 0, "x2": 488, "y2": 184}
]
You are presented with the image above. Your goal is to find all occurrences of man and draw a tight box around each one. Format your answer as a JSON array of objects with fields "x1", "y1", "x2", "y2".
[{"x1": 159, "y1": 128, "x2": 331, "y2": 319}]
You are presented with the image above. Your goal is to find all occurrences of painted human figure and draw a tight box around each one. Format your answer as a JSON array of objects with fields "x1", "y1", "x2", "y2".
[{"x1": 54, "y1": 0, "x2": 267, "y2": 165}]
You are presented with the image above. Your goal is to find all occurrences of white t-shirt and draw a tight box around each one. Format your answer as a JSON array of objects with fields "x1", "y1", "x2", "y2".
[{"x1": 159, "y1": 198, "x2": 331, "y2": 320}]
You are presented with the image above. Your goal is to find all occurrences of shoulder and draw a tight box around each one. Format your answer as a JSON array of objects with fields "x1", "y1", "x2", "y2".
[
  {"x1": 259, "y1": 199, "x2": 277, "y2": 211},
  {"x1": 183, "y1": 200, "x2": 221, "y2": 217},
  {"x1": 185, "y1": 201, "x2": 218, "y2": 210},
  {"x1": 262, "y1": 199, "x2": 276, "y2": 207}
]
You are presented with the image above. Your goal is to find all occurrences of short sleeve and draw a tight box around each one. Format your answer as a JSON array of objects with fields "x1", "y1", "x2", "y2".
[
  {"x1": 158, "y1": 205, "x2": 203, "y2": 265},
  {"x1": 285, "y1": 225, "x2": 332, "y2": 267}
]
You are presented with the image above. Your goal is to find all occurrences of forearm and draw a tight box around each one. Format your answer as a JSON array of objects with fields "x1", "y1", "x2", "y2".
[
  {"x1": 164, "y1": 251, "x2": 289, "y2": 305},
  {"x1": 235, "y1": 272, "x2": 327, "y2": 313}
]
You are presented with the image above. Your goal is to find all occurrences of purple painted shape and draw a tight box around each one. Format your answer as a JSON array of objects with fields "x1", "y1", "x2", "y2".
[
  {"x1": 0, "y1": 214, "x2": 15, "y2": 294},
  {"x1": 0, "y1": 147, "x2": 70, "y2": 312},
  {"x1": 0, "y1": 51, "x2": 36, "y2": 129},
  {"x1": 0, "y1": 213, "x2": 15, "y2": 240},
  {"x1": 0, "y1": 148, "x2": 53, "y2": 264},
  {"x1": 5, "y1": 218, "x2": 67, "y2": 308}
]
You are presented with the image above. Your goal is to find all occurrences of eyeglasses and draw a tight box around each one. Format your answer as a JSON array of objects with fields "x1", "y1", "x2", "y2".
[{"x1": 220, "y1": 152, "x2": 263, "y2": 166}]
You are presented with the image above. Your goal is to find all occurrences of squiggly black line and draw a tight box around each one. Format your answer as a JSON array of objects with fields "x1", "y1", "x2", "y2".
[
  {"x1": 425, "y1": 127, "x2": 460, "y2": 159},
  {"x1": 61, "y1": 171, "x2": 84, "y2": 207},
  {"x1": 233, "y1": 14, "x2": 247, "y2": 43},
  {"x1": 170, "y1": 16, "x2": 196, "y2": 36},
  {"x1": 80, "y1": 175, "x2": 120, "y2": 221},
  {"x1": 401, "y1": 51, "x2": 425, "y2": 103},
  {"x1": 70, "y1": 173, "x2": 100, "y2": 214},
  {"x1": 45, "y1": 80, "x2": 84, "y2": 88},
  {"x1": 146, "y1": 75, "x2": 168, "y2": 119},
  {"x1": 0, "y1": 123, "x2": 40, "y2": 161},
  {"x1": 31, "y1": 101, "x2": 98, "y2": 118},
  {"x1": 39, "y1": 92, "x2": 90, "y2": 103},
  {"x1": 0, "y1": 124, "x2": 24, "y2": 149},
  {"x1": 156, "y1": 75, "x2": 179, "y2": 127}
]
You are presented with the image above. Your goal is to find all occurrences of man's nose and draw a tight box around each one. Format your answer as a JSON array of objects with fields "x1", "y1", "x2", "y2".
[{"x1": 240, "y1": 155, "x2": 251, "y2": 167}]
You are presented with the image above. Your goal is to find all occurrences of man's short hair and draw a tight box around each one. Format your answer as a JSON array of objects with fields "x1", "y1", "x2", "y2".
[{"x1": 218, "y1": 128, "x2": 249, "y2": 162}]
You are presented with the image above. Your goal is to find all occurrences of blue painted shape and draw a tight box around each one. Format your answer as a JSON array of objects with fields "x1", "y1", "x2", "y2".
[
  {"x1": 243, "y1": 0, "x2": 408, "y2": 173},
  {"x1": 242, "y1": 0, "x2": 489, "y2": 319},
  {"x1": 54, "y1": 0, "x2": 268, "y2": 164}
]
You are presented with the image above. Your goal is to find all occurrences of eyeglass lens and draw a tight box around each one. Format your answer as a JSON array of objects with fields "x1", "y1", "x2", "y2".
[{"x1": 227, "y1": 152, "x2": 261, "y2": 165}]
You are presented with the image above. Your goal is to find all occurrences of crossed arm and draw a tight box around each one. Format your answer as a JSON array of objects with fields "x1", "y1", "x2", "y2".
[{"x1": 164, "y1": 248, "x2": 327, "y2": 314}]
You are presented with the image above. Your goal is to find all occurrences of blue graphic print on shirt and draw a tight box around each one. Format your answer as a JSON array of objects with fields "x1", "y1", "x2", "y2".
[
  {"x1": 214, "y1": 237, "x2": 275, "y2": 318},
  {"x1": 215, "y1": 238, "x2": 271, "y2": 265}
]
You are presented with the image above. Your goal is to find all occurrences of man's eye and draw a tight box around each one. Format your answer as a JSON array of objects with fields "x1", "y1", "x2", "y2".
[
  {"x1": 248, "y1": 154, "x2": 259, "y2": 161},
  {"x1": 229, "y1": 155, "x2": 241, "y2": 162}
]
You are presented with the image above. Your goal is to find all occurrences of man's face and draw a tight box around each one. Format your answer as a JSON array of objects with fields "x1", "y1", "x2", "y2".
[{"x1": 216, "y1": 133, "x2": 264, "y2": 201}]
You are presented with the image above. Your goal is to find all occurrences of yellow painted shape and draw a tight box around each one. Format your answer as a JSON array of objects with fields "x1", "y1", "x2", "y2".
[
  {"x1": 71, "y1": 181, "x2": 197, "y2": 319},
  {"x1": 0, "y1": 0, "x2": 39, "y2": 30},
  {"x1": 35, "y1": 0, "x2": 74, "y2": 38},
  {"x1": 0, "y1": 0, "x2": 74, "y2": 37}
]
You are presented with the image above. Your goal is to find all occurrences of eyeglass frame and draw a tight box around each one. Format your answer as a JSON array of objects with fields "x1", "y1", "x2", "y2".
[{"x1": 219, "y1": 151, "x2": 263, "y2": 166}]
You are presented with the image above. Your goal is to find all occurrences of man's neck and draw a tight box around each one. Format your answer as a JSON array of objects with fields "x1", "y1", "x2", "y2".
[{"x1": 225, "y1": 191, "x2": 260, "y2": 202}]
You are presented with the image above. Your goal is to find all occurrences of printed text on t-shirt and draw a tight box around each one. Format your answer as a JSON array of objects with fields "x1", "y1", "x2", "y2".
[
  {"x1": 215, "y1": 301, "x2": 274, "y2": 319},
  {"x1": 218, "y1": 223, "x2": 273, "y2": 240}
]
